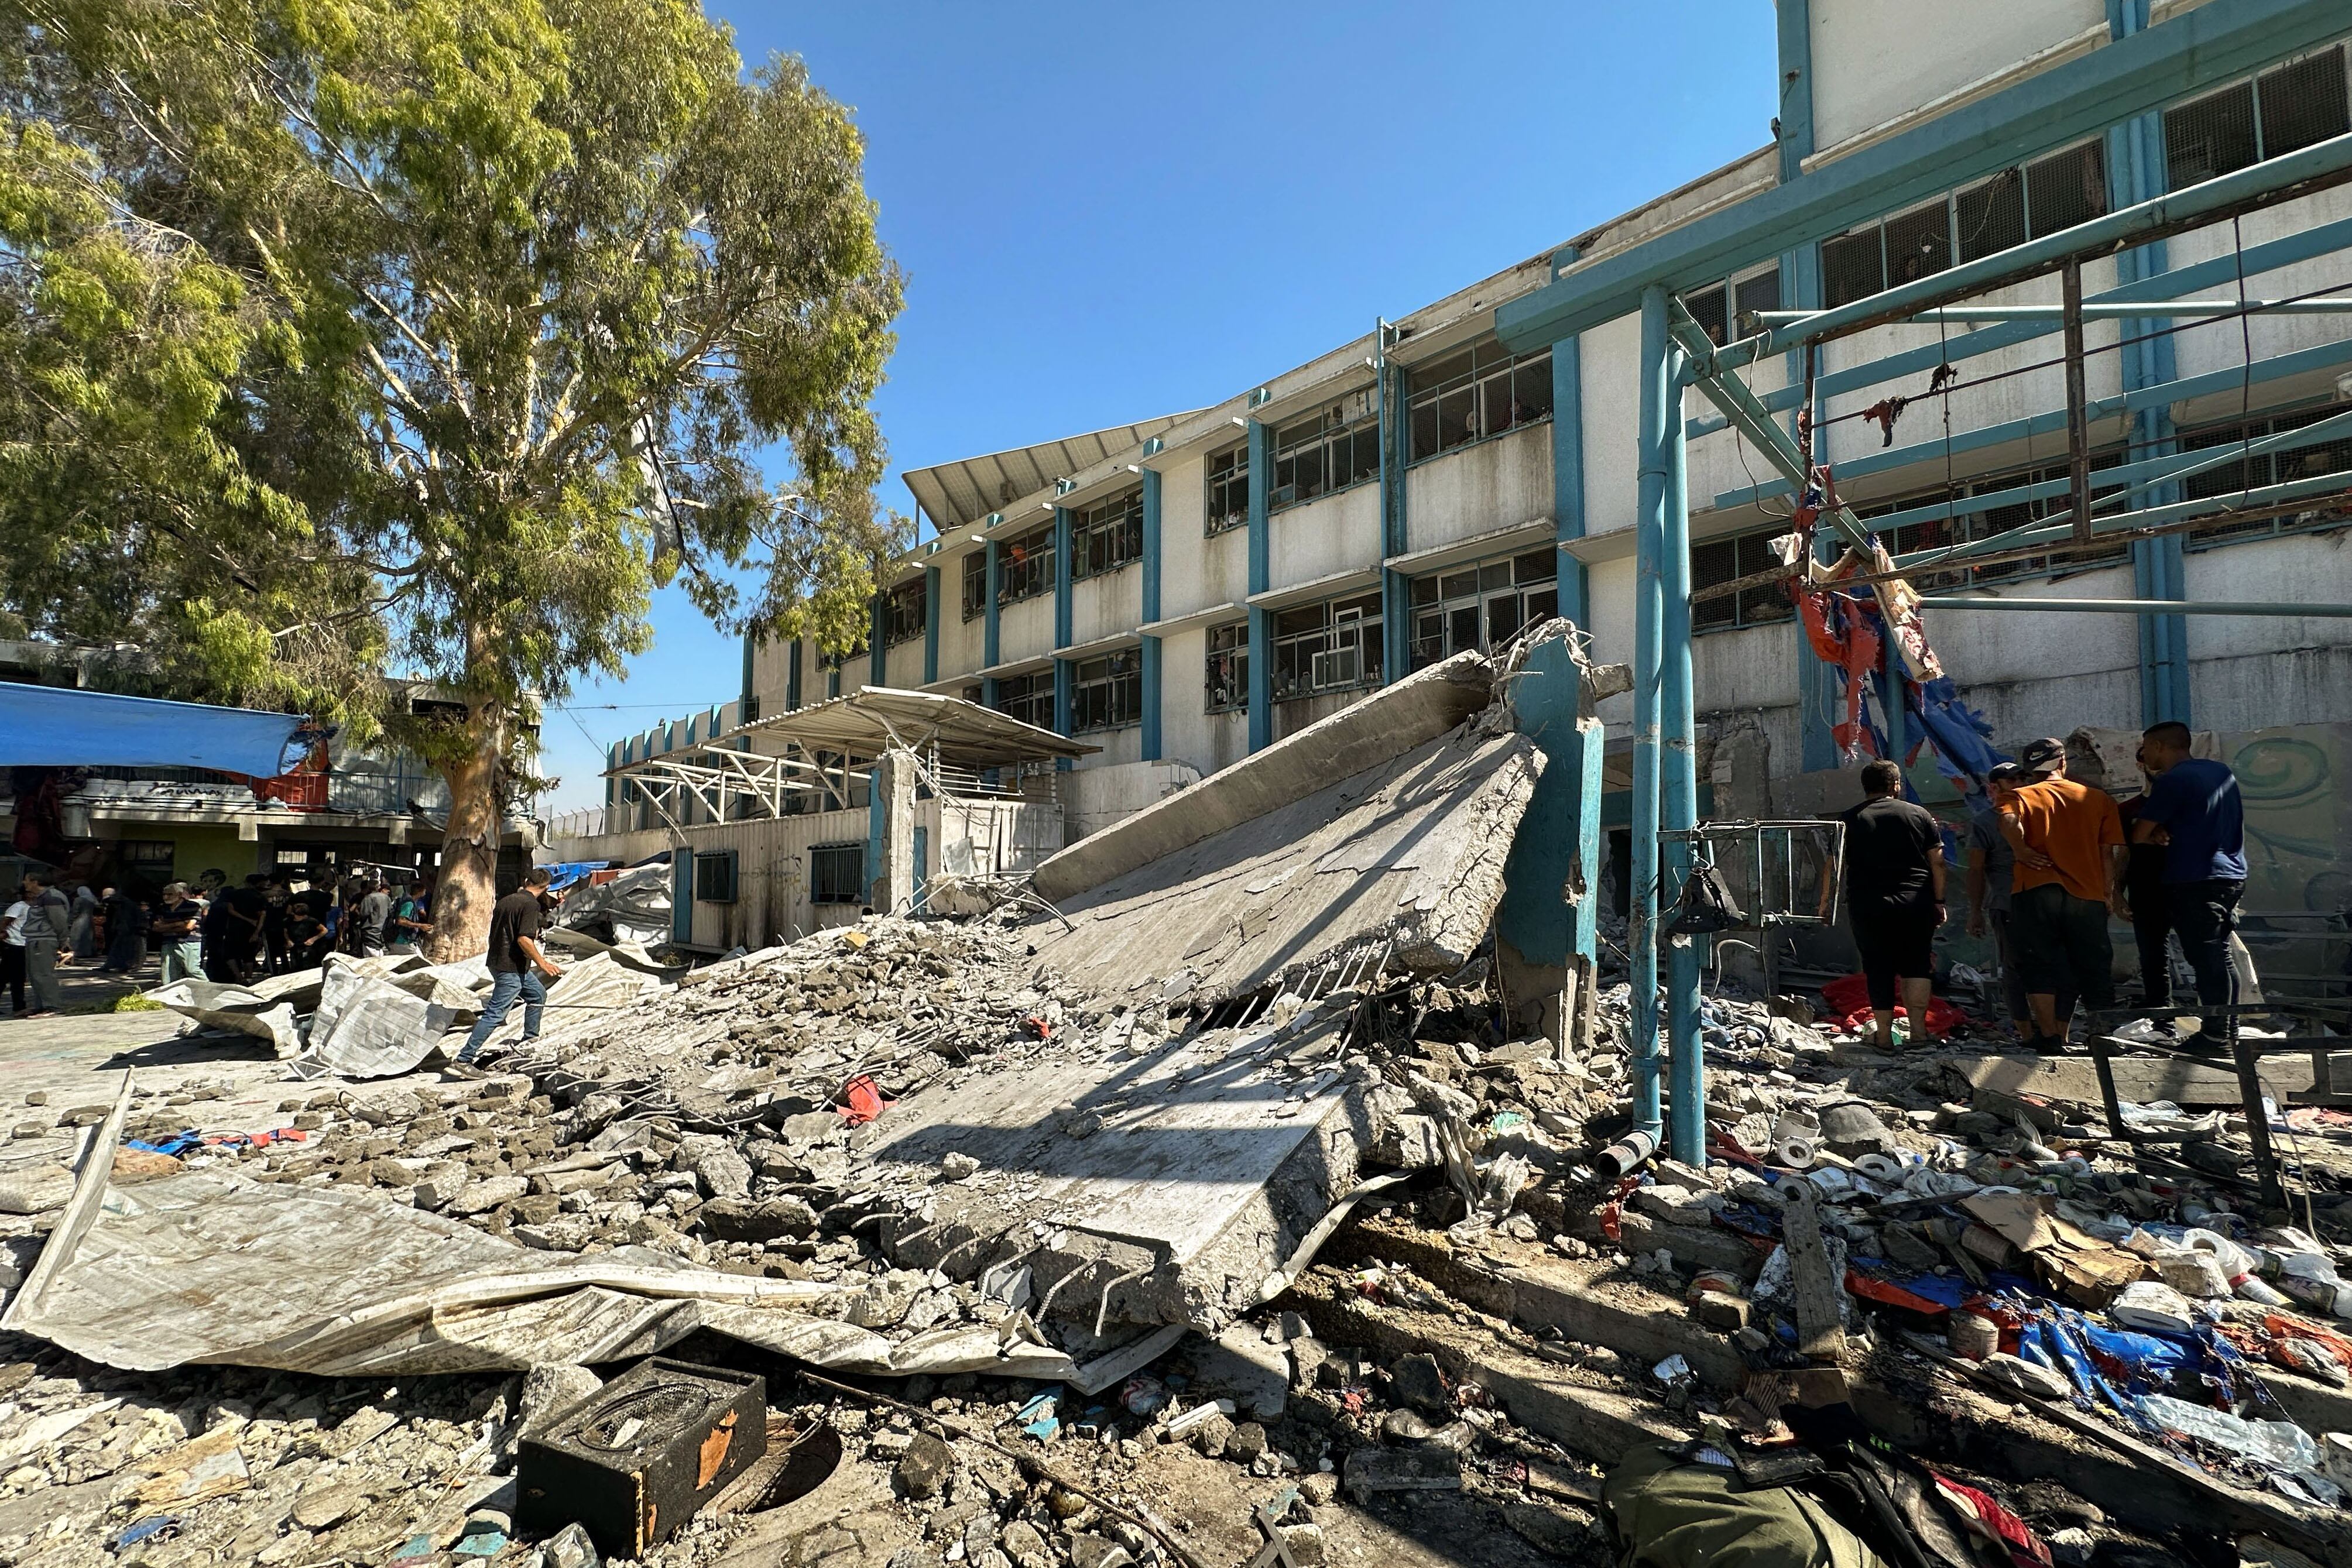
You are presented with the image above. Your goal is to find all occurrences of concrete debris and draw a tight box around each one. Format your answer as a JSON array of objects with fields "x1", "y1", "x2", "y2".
[{"x1": 8, "y1": 640, "x2": 2352, "y2": 1568}]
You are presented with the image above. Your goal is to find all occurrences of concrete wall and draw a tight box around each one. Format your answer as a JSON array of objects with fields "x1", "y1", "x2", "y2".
[
  {"x1": 999, "y1": 591, "x2": 1055, "y2": 667},
  {"x1": 938, "y1": 547, "x2": 987, "y2": 687},
  {"x1": 1809, "y1": 0, "x2": 2104, "y2": 157},
  {"x1": 2166, "y1": 186, "x2": 2352, "y2": 386},
  {"x1": 1062, "y1": 759, "x2": 1201, "y2": 842},
  {"x1": 1404, "y1": 423, "x2": 1552, "y2": 551},
  {"x1": 1071, "y1": 562, "x2": 1144, "y2": 651},
  {"x1": 2186, "y1": 530, "x2": 2352, "y2": 729},
  {"x1": 1269, "y1": 483, "x2": 1380, "y2": 588},
  {"x1": 1581, "y1": 312, "x2": 1644, "y2": 540},
  {"x1": 1916, "y1": 562, "x2": 2145, "y2": 746},
  {"x1": 883, "y1": 633, "x2": 925, "y2": 690}
]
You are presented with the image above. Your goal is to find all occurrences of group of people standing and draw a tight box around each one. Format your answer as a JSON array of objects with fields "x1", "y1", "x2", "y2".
[
  {"x1": 2, "y1": 866, "x2": 436, "y2": 1016},
  {"x1": 1828, "y1": 722, "x2": 2248, "y2": 1054}
]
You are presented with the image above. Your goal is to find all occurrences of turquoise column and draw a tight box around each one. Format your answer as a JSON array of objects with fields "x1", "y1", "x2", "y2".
[
  {"x1": 739, "y1": 630, "x2": 757, "y2": 722},
  {"x1": 786, "y1": 639, "x2": 802, "y2": 711},
  {"x1": 2109, "y1": 0, "x2": 2191, "y2": 726},
  {"x1": 923, "y1": 565, "x2": 940, "y2": 687},
  {"x1": 1660, "y1": 332, "x2": 1702, "y2": 1166},
  {"x1": 1493, "y1": 633, "x2": 1606, "y2": 1001},
  {"x1": 1246, "y1": 419, "x2": 1273, "y2": 750},
  {"x1": 1053, "y1": 504, "x2": 1075, "y2": 768},
  {"x1": 1548, "y1": 246, "x2": 1589, "y2": 625},
  {"x1": 1052, "y1": 506, "x2": 1073, "y2": 651},
  {"x1": 1630, "y1": 286, "x2": 1669, "y2": 1143},
  {"x1": 1140, "y1": 468, "x2": 1164, "y2": 760},
  {"x1": 1772, "y1": 0, "x2": 1813, "y2": 185},
  {"x1": 868, "y1": 593, "x2": 885, "y2": 687},
  {"x1": 1377, "y1": 342, "x2": 1412, "y2": 682},
  {"x1": 983, "y1": 539, "x2": 1002, "y2": 672}
]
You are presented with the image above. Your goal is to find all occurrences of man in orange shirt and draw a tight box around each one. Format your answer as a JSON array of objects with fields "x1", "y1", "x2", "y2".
[{"x1": 1999, "y1": 737, "x2": 2127, "y2": 1052}]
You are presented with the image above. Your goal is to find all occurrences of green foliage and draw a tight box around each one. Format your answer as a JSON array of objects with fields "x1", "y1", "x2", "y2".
[{"x1": 0, "y1": 0, "x2": 905, "y2": 768}]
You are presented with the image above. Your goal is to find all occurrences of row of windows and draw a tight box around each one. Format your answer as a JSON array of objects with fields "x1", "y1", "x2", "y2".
[
  {"x1": 1823, "y1": 140, "x2": 2110, "y2": 310},
  {"x1": 2165, "y1": 46, "x2": 2348, "y2": 188},
  {"x1": 1271, "y1": 591, "x2": 1385, "y2": 702},
  {"x1": 996, "y1": 523, "x2": 1054, "y2": 607},
  {"x1": 810, "y1": 842, "x2": 864, "y2": 905}
]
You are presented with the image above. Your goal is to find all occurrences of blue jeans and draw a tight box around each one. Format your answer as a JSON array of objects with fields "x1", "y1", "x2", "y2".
[{"x1": 460, "y1": 967, "x2": 546, "y2": 1060}]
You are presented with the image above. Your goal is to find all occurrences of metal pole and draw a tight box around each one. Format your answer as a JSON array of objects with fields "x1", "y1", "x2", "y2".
[
  {"x1": 2063, "y1": 260, "x2": 2093, "y2": 542},
  {"x1": 1660, "y1": 335, "x2": 1703, "y2": 1166},
  {"x1": 1919, "y1": 596, "x2": 2352, "y2": 617},
  {"x1": 1750, "y1": 297, "x2": 2352, "y2": 324},
  {"x1": 1630, "y1": 285, "x2": 1669, "y2": 1143}
]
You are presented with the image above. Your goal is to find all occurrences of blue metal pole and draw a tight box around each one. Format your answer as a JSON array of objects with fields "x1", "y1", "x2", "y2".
[
  {"x1": 922, "y1": 565, "x2": 940, "y2": 687},
  {"x1": 983, "y1": 538, "x2": 1002, "y2": 673},
  {"x1": 1140, "y1": 468, "x2": 1163, "y2": 760},
  {"x1": 1629, "y1": 285, "x2": 1669, "y2": 1142},
  {"x1": 1247, "y1": 419, "x2": 1273, "y2": 751},
  {"x1": 1549, "y1": 246, "x2": 1590, "y2": 627},
  {"x1": 1660, "y1": 337, "x2": 1703, "y2": 1167}
]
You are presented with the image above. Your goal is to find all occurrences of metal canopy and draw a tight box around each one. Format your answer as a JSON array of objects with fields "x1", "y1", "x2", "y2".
[
  {"x1": 603, "y1": 688, "x2": 1096, "y2": 836},
  {"x1": 721, "y1": 687, "x2": 1098, "y2": 767},
  {"x1": 902, "y1": 417, "x2": 1191, "y2": 533}
]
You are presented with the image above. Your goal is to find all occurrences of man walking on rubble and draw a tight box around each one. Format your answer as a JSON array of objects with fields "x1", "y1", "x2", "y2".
[
  {"x1": 1818, "y1": 757, "x2": 1946, "y2": 1052},
  {"x1": 2131, "y1": 722, "x2": 2248, "y2": 1052},
  {"x1": 453, "y1": 867, "x2": 564, "y2": 1071},
  {"x1": 2000, "y1": 737, "x2": 2125, "y2": 1052}
]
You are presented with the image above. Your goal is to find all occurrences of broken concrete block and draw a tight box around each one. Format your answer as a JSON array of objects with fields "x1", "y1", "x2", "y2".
[
  {"x1": 1388, "y1": 1352, "x2": 1451, "y2": 1421},
  {"x1": 676, "y1": 1135, "x2": 752, "y2": 1198},
  {"x1": 0, "y1": 1166, "x2": 74, "y2": 1214},
  {"x1": 896, "y1": 1432, "x2": 954, "y2": 1499},
  {"x1": 940, "y1": 1151, "x2": 980, "y2": 1181},
  {"x1": 1276, "y1": 1524, "x2": 1326, "y2": 1566},
  {"x1": 1343, "y1": 1444, "x2": 1461, "y2": 1501},
  {"x1": 1629, "y1": 1187, "x2": 1714, "y2": 1229},
  {"x1": 1692, "y1": 1291, "x2": 1750, "y2": 1332},
  {"x1": 411, "y1": 1164, "x2": 469, "y2": 1212},
  {"x1": 698, "y1": 1195, "x2": 820, "y2": 1242},
  {"x1": 446, "y1": 1175, "x2": 527, "y2": 1216},
  {"x1": 1188, "y1": 1411, "x2": 1235, "y2": 1457}
]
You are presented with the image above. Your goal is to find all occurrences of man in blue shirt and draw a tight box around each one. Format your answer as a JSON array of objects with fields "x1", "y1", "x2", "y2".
[{"x1": 2132, "y1": 722, "x2": 2248, "y2": 1049}]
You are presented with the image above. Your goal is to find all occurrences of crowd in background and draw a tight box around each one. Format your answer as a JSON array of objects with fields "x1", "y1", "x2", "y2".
[{"x1": 1, "y1": 867, "x2": 436, "y2": 1018}]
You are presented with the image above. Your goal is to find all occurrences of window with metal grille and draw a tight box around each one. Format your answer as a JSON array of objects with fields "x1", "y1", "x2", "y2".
[
  {"x1": 996, "y1": 523, "x2": 1055, "y2": 605},
  {"x1": 2165, "y1": 47, "x2": 2347, "y2": 186},
  {"x1": 1270, "y1": 397, "x2": 1380, "y2": 513},
  {"x1": 1686, "y1": 529, "x2": 1799, "y2": 633},
  {"x1": 961, "y1": 548, "x2": 986, "y2": 621},
  {"x1": 1205, "y1": 622, "x2": 1249, "y2": 713},
  {"x1": 1271, "y1": 592, "x2": 1385, "y2": 699},
  {"x1": 1682, "y1": 264, "x2": 1782, "y2": 346},
  {"x1": 1206, "y1": 444, "x2": 1250, "y2": 536},
  {"x1": 1071, "y1": 488, "x2": 1144, "y2": 580},
  {"x1": 1406, "y1": 338, "x2": 1554, "y2": 462},
  {"x1": 692, "y1": 850, "x2": 738, "y2": 904},
  {"x1": 1407, "y1": 550, "x2": 1558, "y2": 668},
  {"x1": 883, "y1": 577, "x2": 926, "y2": 646},
  {"x1": 993, "y1": 670, "x2": 1054, "y2": 731},
  {"x1": 1819, "y1": 139, "x2": 2108, "y2": 309},
  {"x1": 809, "y1": 842, "x2": 864, "y2": 905},
  {"x1": 1070, "y1": 650, "x2": 1142, "y2": 733},
  {"x1": 2179, "y1": 406, "x2": 2352, "y2": 547}
]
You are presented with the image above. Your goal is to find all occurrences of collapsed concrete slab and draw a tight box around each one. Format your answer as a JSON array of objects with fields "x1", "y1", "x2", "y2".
[
  {"x1": 858, "y1": 1004, "x2": 1372, "y2": 1340},
  {"x1": 1028, "y1": 650, "x2": 1499, "y2": 906},
  {"x1": 1024, "y1": 702, "x2": 1544, "y2": 1009}
]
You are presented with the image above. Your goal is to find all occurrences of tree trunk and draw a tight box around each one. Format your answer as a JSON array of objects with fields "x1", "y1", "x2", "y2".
[{"x1": 427, "y1": 694, "x2": 508, "y2": 964}]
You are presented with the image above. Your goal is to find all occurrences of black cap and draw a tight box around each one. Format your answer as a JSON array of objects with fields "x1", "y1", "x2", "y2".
[
  {"x1": 1987, "y1": 761, "x2": 2029, "y2": 784},
  {"x1": 2018, "y1": 737, "x2": 2066, "y2": 774}
]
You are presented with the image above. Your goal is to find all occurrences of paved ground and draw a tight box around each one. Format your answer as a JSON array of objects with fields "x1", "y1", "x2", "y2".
[
  {"x1": 0, "y1": 984, "x2": 461, "y2": 1178},
  {"x1": 4, "y1": 949, "x2": 160, "y2": 1019}
]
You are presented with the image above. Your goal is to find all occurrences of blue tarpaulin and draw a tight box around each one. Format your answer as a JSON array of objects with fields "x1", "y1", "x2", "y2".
[{"x1": 0, "y1": 683, "x2": 307, "y2": 776}]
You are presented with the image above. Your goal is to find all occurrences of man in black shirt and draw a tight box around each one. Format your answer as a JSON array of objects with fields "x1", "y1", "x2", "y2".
[
  {"x1": 1817, "y1": 759, "x2": 1948, "y2": 1052},
  {"x1": 455, "y1": 867, "x2": 564, "y2": 1068}
]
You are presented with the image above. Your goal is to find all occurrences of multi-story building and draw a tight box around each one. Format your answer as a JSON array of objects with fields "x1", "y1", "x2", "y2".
[{"x1": 568, "y1": 0, "x2": 2352, "y2": 958}]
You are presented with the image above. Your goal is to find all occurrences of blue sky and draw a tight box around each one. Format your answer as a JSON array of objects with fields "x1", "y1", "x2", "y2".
[{"x1": 538, "y1": 1, "x2": 1781, "y2": 811}]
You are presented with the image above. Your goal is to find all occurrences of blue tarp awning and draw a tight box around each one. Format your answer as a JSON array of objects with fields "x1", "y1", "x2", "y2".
[{"x1": 0, "y1": 682, "x2": 309, "y2": 776}]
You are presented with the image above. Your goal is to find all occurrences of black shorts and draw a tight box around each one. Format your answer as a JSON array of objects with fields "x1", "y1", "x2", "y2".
[{"x1": 1854, "y1": 905, "x2": 1938, "y2": 1010}]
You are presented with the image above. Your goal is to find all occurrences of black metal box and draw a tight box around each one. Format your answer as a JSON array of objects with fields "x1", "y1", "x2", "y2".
[{"x1": 516, "y1": 1356, "x2": 768, "y2": 1556}]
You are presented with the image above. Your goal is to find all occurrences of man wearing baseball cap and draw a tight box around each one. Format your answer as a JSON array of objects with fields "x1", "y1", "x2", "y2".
[{"x1": 1999, "y1": 737, "x2": 2126, "y2": 1050}]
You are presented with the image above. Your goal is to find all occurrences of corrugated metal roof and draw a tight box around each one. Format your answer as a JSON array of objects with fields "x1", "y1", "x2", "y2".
[
  {"x1": 720, "y1": 686, "x2": 1099, "y2": 767},
  {"x1": 901, "y1": 416, "x2": 1194, "y2": 533}
]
